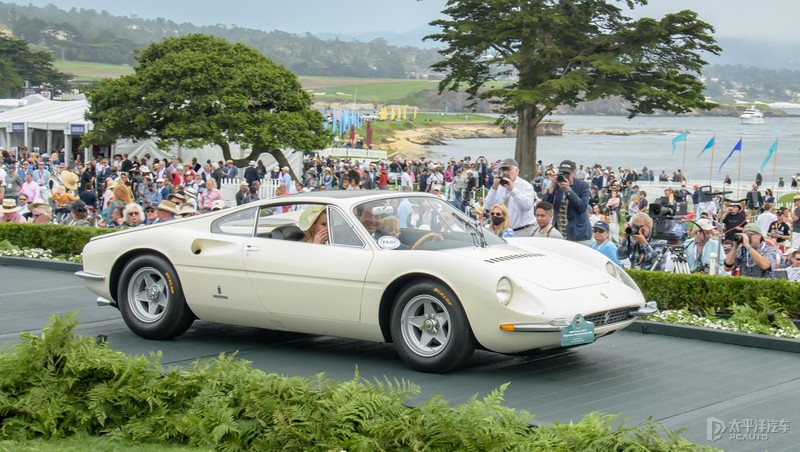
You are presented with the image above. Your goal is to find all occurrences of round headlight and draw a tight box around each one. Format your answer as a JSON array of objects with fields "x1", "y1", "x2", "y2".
[{"x1": 496, "y1": 277, "x2": 513, "y2": 305}]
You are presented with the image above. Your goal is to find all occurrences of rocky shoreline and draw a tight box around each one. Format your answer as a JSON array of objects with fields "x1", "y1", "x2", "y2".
[
  {"x1": 382, "y1": 122, "x2": 512, "y2": 158},
  {"x1": 382, "y1": 121, "x2": 670, "y2": 158}
]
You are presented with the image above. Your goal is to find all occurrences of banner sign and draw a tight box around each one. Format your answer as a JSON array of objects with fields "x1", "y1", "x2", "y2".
[{"x1": 11, "y1": 123, "x2": 24, "y2": 133}]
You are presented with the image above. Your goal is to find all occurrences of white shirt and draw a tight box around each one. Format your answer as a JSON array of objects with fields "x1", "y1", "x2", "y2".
[
  {"x1": 400, "y1": 171, "x2": 413, "y2": 191},
  {"x1": 427, "y1": 172, "x2": 443, "y2": 191},
  {"x1": 757, "y1": 211, "x2": 777, "y2": 237},
  {"x1": 485, "y1": 177, "x2": 536, "y2": 230}
]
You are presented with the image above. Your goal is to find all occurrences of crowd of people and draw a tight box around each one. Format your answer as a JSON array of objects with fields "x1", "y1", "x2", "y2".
[
  {"x1": 3, "y1": 146, "x2": 800, "y2": 281},
  {"x1": 1, "y1": 149, "x2": 234, "y2": 229}
]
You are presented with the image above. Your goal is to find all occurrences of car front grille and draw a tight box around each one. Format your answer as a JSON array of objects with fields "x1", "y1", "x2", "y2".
[{"x1": 584, "y1": 307, "x2": 635, "y2": 326}]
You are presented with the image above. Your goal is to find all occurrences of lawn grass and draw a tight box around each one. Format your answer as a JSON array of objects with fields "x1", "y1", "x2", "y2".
[
  {"x1": 54, "y1": 60, "x2": 134, "y2": 81},
  {"x1": 304, "y1": 79, "x2": 441, "y2": 103},
  {"x1": 0, "y1": 434, "x2": 200, "y2": 451}
]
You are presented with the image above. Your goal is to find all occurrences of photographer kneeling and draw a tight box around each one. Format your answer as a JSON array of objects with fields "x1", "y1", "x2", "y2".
[
  {"x1": 617, "y1": 212, "x2": 668, "y2": 271},
  {"x1": 723, "y1": 223, "x2": 779, "y2": 278}
]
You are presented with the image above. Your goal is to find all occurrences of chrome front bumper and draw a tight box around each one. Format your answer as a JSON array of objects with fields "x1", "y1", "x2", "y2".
[{"x1": 500, "y1": 301, "x2": 658, "y2": 332}]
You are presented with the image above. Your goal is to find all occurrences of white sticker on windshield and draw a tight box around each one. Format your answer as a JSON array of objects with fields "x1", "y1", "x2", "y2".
[{"x1": 377, "y1": 236, "x2": 401, "y2": 250}]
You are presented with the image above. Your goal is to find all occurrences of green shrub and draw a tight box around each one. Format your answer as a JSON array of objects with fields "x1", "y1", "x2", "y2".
[
  {"x1": 628, "y1": 270, "x2": 800, "y2": 318},
  {"x1": 0, "y1": 223, "x2": 113, "y2": 256},
  {"x1": 0, "y1": 314, "x2": 714, "y2": 451}
]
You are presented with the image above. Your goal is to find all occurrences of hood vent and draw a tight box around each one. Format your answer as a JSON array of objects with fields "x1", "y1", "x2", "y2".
[{"x1": 484, "y1": 252, "x2": 544, "y2": 264}]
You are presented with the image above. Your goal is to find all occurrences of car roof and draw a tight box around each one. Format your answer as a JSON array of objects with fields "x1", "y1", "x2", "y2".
[{"x1": 281, "y1": 190, "x2": 437, "y2": 204}]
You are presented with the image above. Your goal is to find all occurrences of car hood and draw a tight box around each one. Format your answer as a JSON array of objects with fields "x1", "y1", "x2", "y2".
[{"x1": 449, "y1": 244, "x2": 609, "y2": 291}]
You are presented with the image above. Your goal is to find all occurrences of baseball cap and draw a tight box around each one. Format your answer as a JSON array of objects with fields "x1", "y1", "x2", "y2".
[
  {"x1": 499, "y1": 158, "x2": 518, "y2": 168},
  {"x1": 558, "y1": 160, "x2": 576, "y2": 173},
  {"x1": 593, "y1": 221, "x2": 609, "y2": 232}
]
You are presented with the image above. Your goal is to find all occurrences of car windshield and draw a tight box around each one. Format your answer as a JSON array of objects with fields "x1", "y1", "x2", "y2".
[{"x1": 353, "y1": 195, "x2": 505, "y2": 250}]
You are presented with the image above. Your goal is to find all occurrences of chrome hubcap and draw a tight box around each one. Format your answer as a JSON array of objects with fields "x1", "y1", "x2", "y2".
[
  {"x1": 400, "y1": 294, "x2": 451, "y2": 357},
  {"x1": 127, "y1": 267, "x2": 169, "y2": 323}
]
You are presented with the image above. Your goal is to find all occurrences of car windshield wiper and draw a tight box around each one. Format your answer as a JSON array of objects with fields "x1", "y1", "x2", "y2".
[{"x1": 456, "y1": 212, "x2": 487, "y2": 248}]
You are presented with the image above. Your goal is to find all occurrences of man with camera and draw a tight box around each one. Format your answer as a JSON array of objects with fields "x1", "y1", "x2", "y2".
[
  {"x1": 541, "y1": 160, "x2": 591, "y2": 243},
  {"x1": 485, "y1": 158, "x2": 536, "y2": 236},
  {"x1": 683, "y1": 218, "x2": 725, "y2": 274},
  {"x1": 617, "y1": 212, "x2": 668, "y2": 271},
  {"x1": 723, "y1": 223, "x2": 779, "y2": 278},
  {"x1": 720, "y1": 201, "x2": 747, "y2": 242}
]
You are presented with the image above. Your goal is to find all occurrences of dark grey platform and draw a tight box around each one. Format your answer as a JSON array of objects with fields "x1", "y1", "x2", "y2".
[{"x1": 1, "y1": 266, "x2": 797, "y2": 451}]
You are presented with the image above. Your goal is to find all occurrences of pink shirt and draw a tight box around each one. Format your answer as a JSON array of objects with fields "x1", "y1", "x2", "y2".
[
  {"x1": 199, "y1": 188, "x2": 224, "y2": 210},
  {"x1": 1, "y1": 212, "x2": 26, "y2": 223},
  {"x1": 20, "y1": 181, "x2": 39, "y2": 201}
]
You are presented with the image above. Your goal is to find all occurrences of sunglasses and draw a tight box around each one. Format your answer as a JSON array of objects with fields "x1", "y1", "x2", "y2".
[
  {"x1": 490, "y1": 213, "x2": 505, "y2": 218},
  {"x1": 592, "y1": 228, "x2": 606, "y2": 233},
  {"x1": 128, "y1": 212, "x2": 141, "y2": 216}
]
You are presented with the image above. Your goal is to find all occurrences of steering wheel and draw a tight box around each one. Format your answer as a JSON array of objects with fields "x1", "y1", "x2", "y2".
[{"x1": 411, "y1": 232, "x2": 443, "y2": 250}]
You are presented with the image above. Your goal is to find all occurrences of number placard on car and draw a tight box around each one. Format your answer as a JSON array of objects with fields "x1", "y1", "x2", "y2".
[{"x1": 560, "y1": 314, "x2": 595, "y2": 347}]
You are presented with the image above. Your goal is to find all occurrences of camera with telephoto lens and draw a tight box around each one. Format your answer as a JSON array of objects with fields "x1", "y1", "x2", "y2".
[
  {"x1": 557, "y1": 172, "x2": 569, "y2": 183},
  {"x1": 625, "y1": 224, "x2": 640, "y2": 235},
  {"x1": 499, "y1": 178, "x2": 509, "y2": 186},
  {"x1": 733, "y1": 233, "x2": 745, "y2": 244}
]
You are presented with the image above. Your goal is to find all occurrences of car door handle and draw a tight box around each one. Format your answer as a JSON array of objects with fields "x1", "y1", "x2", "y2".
[{"x1": 246, "y1": 245, "x2": 261, "y2": 252}]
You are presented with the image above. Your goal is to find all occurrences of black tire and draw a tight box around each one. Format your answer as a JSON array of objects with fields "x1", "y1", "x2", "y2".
[
  {"x1": 390, "y1": 281, "x2": 475, "y2": 373},
  {"x1": 117, "y1": 255, "x2": 194, "y2": 340}
]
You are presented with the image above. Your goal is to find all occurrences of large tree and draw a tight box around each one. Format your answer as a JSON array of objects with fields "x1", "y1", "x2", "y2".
[
  {"x1": 84, "y1": 34, "x2": 330, "y2": 175},
  {"x1": 426, "y1": 0, "x2": 720, "y2": 178},
  {"x1": 0, "y1": 35, "x2": 71, "y2": 97}
]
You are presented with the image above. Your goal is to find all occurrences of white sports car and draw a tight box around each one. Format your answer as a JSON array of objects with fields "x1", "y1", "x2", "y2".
[{"x1": 76, "y1": 191, "x2": 655, "y2": 373}]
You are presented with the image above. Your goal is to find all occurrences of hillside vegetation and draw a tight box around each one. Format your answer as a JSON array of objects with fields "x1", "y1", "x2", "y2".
[{"x1": 0, "y1": 1, "x2": 440, "y2": 79}]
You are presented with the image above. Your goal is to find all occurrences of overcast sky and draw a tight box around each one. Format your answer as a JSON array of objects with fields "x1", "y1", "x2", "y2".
[{"x1": 7, "y1": 0, "x2": 796, "y2": 41}]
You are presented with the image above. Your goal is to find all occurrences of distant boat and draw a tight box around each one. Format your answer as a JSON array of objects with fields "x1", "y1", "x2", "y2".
[{"x1": 740, "y1": 106, "x2": 764, "y2": 124}]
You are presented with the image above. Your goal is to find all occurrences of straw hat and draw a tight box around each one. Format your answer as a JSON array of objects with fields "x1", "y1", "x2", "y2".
[
  {"x1": 298, "y1": 205, "x2": 326, "y2": 231},
  {"x1": 60, "y1": 170, "x2": 79, "y2": 191},
  {"x1": 211, "y1": 200, "x2": 227, "y2": 210},
  {"x1": 1, "y1": 199, "x2": 20, "y2": 213},
  {"x1": 178, "y1": 204, "x2": 197, "y2": 217},
  {"x1": 156, "y1": 200, "x2": 180, "y2": 215},
  {"x1": 30, "y1": 198, "x2": 49, "y2": 208}
]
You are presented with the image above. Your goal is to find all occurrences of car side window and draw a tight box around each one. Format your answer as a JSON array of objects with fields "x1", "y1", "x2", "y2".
[
  {"x1": 329, "y1": 207, "x2": 365, "y2": 247},
  {"x1": 210, "y1": 207, "x2": 258, "y2": 237},
  {"x1": 254, "y1": 203, "x2": 328, "y2": 242}
]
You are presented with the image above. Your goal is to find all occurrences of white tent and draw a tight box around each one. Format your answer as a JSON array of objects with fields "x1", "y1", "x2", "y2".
[
  {"x1": 0, "y1": 96, "x2": 90, "y2": 160},
  {"x1": 0, "y1": 96, "x2": 304, "y2": 174}
]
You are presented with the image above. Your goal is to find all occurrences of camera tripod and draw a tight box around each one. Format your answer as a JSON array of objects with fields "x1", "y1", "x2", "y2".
[{"x1": 650, "y1": 245, "x2": 691, "y2": 274}]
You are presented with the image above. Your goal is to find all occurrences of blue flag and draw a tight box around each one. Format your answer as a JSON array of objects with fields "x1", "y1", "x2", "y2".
[
  {"x1": 672, "y1": 131, "x2": 687, "y2": 154},
  {"x1": 719, "y1": 139, "x2": 742, "y2": 172},
  {"x1": 697, "y1": 136, "x2": 715, "y2": 158},
  {"x1": 759, "y1": 139, "x2": 779, "y2": 172}
]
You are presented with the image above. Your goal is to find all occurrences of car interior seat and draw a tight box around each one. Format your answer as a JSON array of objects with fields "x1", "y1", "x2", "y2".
[{"x1": 271, "y1": 225, "x2": 305, "y2": 241}]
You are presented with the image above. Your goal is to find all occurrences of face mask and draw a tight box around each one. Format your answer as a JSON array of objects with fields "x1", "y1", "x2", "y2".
[{"x1": 491, "y1": 215, "x2": 505, "y2": 226}]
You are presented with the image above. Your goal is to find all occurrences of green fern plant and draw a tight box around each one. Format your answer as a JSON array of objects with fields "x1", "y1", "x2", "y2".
[{"x1": 0, "y1": 313, "x2": 716, "y2": 451}]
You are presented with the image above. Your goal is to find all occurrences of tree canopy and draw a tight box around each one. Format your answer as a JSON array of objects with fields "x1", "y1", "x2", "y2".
[
  {"x1": 0, "y1": 35, "x2": 71, "y2": 97},
  {"x1": 426, "y1": 0, "x2": 721, "y2": 178},
  {"x1": 84, "y1": 34, "x2": 330, "y2": 170}
]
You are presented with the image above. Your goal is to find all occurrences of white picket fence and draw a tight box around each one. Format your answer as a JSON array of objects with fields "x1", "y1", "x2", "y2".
[{"x1": 219, "y1": 177, "x2": 282, "y2": 206}]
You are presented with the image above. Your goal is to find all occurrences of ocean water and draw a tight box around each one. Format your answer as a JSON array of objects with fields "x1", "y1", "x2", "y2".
[{"x1": 426, "y1": 115, "x2": 800, "y2": 185}]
